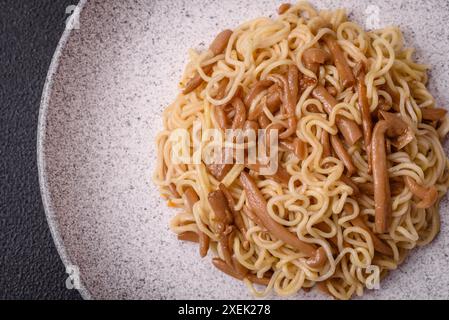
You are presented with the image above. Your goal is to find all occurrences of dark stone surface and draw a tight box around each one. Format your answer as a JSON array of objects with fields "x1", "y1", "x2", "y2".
[{"x1": 0, "y1": 0, "x2": 82, "y2": 299}]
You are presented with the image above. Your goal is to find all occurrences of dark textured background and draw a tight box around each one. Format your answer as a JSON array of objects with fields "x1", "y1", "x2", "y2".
[{"x1": 0, "y1": 0, "x2": 82, "y2": 299}]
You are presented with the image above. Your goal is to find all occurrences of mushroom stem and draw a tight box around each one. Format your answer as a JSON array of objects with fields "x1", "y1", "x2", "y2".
[
  {"x1": 183, "y1": 30, "x2": 233, "y2": 94},
  {"x1": 312, "y1": 85, "x2": 362, "y2": 146},
  {"x1": 208, "y1": 190, "x2": 234, "y2": 266},
  {"x1": 355, "y1": 62, "x2": 373, "y2": 172},
  {"x1": 240, "y1": 172, "x2": 325, "y2": 266},
  {"x1": 212, "y1": 258, "x2": 271, "y2": 286},
  {"x1": 371, "y1": 114, "x2": 409, "y2": 233},
  {"x1": 278, "y1": 3, "x2": 292, "y2": 15},
  {"x1": 323, "y1": 34, "x2": 355, "y2": 89},
  {"x1": 404, "y1": 176, "x2": 438, "y2": 209},
  {"x1": 302, "y1": 48, "x2": 330, "y2": 74},
  {"x1": 231, "y1": 97, "x2": 247, "y2": 130},
  {"x1": 178, "y1": 232, "x2": 199, "y2": 243},
  {"x1": 184, "y1": 187, "x2": 210, "y2": 257},
  {"x1": 330, "y1": 135, "x2": 357, "y2": 177},
  {"x1": 421, "y1": 107, "x2": 447, "y2": 122}
]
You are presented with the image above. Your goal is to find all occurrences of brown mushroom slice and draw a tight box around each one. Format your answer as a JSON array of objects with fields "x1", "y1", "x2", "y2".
[
  {"x1": 243, "y1": 120, "x2": 259, "y2": 132},
  {"x1": 280, "y1": 138, "x2": 308, "y2": 160},
  {"x1": 247, "y1": 163, "x2": 291, "y2": 185},
  {"x1": 355, "y1": 62, "x2": 373, "y2": 172},
  {"x1": 184, "y1": 187, "x2": 210, "y2": 257},
  {"x1": 299, "y1": 76, "x2": 318, "y2": 93},
  {"x1": 178, "y1": 231, "x2": 199, "y2": 243},
  {"x1": 267, "y1": 74, "x2": 297, "y2": 139},
  {"x1": 213, "y1": 78, "x2": 231, "y2": 108},
  {"x1": 378, "y1": 111, "x2": 414, "y2": 150},
  {"x1": 212, "y1": 258, "x2": 271, "y2": 286},
  {"x1": 232, "y1": 257, "x2": 249, "y2": 277},
  {"x1": 326, "y1": 86, "x2": 338, "y2": 97},
  {"x1": 421, "y1": 107, "x2": 447, "y2": 122},
  {"x1": 242, "y1": 205, "x2": 266, "y2": 229},
  {"x1": 206, "y1": 149, "x2": 233, "y2": 181},
  {"x1": 208, "y1": 190, "x2": 234, "y2": 266},
  {"x1": 380, "y1": 84, "x2": 400, "y2": 112},
  {"x1": 168, "y1": 183, "x2": 181, "y2": 198},
  {"x1": 371, "y1": 113, "x2": 410, "y2": 233},
  {"x1": 258, "y1": 113, "x2": 271, "y2": 129},
  {"x1": 321, "y1": 130, "x2": 332, "y2": 159},
  {"x1": 306, "y1": 247, "x2": 327, "y2": 268},
  {"x1": 359, "y1": 180, "x2": 404, "y2": 197},
  {"x1": 302, "y1": 48, "x2": 331, "y2": 74},
  {"x1": 240, "y1": 172, "x2": 326, "y2": 267},
  {"x1": 208, "y1": 190, "x2": 233, "y2": 233},
  {"x1": 183, "y1": 30, "x2": 233, "y2": 94},
  {"x1": 330, "y1": 135, "x2": 357, "y2": 177},
  {"x1": 312, "y1": 86, "x2": 362, "y2": 146},
  {"x1": 231, "y1": 97, "x2": 247, "y2": 130},
  {"x1": 215, "y1": 106, "x2": 230, "y2": 131},
  {"x1": 183, "y1": 64, "x2": 214, "y2": 95},
  {"x1": 267, "y1": 85, "x2": 282, "y2": 113},
  {"x1": 323, "y1": 34, "x2": 356, "y2": 89},
  {"x1": 278, "y1": 3, "x2": 292, "y2": 15},
  {"x1": 245, "y1": 80, "x2": 273, "y2": 107},
  {"x1": 404, "y1": 176, "x2": 438, "y2": 209},
  {"x1": 209, "y1": 29, "x2": 234, "y2": 56},
  {"x1": 288, "y1": 64, "x2": 300, "y2": 104},
  {"x1": 219, "y1": 183, "x2": 248, "y2": 244}
]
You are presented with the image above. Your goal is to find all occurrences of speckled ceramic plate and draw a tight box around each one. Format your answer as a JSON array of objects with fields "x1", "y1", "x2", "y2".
[{"x1": 38, "y1": 0, "x2": 449, "y2": 299}]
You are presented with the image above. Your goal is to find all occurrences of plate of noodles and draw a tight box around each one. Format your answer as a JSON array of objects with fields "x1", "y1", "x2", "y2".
[{"x1": 38, "y1": 0, "x2": 449, "y2": 299}]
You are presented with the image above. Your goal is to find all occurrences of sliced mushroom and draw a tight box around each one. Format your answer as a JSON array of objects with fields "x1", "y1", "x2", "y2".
[
  {"x1": 231, "y1": 97, "x2": 247, "y2": 130},
  {"x1": 302, "y1": 47, "x2": 331, "y2": 74},
  {"x1": 206, "y1": 149, "x2": 233, "y2": 181},
  {"x1": 215, "y1": 106, "x2": 230, "y2": 131},
  {"x1": 267, "y1": 73, "x2": 297, "y2": 139},
  {"x1": 243, "y1": 120, "x2": 259, "y2": 133},
  {"x1": 242, "y1": 205, "x2": 266, "y2": 229},
  {"x1": 183, "y1": 30, "x2": 233, "y2": 94},
  {"x1": 421, "y1": 107, "x2": 447, "y2": 122},
  {"x1": 244, "y1": 80, "x2": 273, "y2": 109},
  {"x1": 267, "y1": 85, "x2": 282, "y2": 113},
  {"x1": 299, "y1": 76, "x2": 318, "y2": 92},
  {"x1": 371, "y1": 112, "x2": 410, "y2": 233},
  {"x1": 355, "y1": 62, "x2": 373, "y2": 172},
  {"x1": 183, "y1": 64, "x2": 214, "y2": 95},
  {"x1": 330, "y1": 135, "x2": 357, "y2": 177},
  {"x1": 258, "y1": 113, "x2": 271, "y2": 129},
  {"x1": 212, "y1": 258, "x2": 271, "y2": 286},
  {"x1": 280, "y1": 138, "x2": 308, "y2": 160},
  {"x1": 312, "y1": 85, "x2": 362, "y2": 146},
  {"x1": 219, "y1": 183, "x2": 248, "y2": 247},
  {"x1": 321, "y1": 130, "x2": 332, "y2": 159},
  {"x1": 378, "y1": 111, "x2": 414, "y2": 150},
  {"x1": 247, "y1": 163, "x2": 291, "y2": 185},
  {"x1": 168, "y1": 183, "x2": 181, "y2": 198},
  {"x1": 326, "y1": 86, "x2": 338, "y2": 97},
  {"x1": 240, "y1": 172, "x2": 327, "y2": 267},
  {"x1": 404, "y1": 176, "x2": 438, "y2": 209},
  {"x1": 178, "y1": 231, "x2": 199, "y2": 243},
  {"x1": 208, "y1": 190, "x2": 234, "y2": 266},
  {"x1": 184, "y1": 187, "x2": 210, "y2": 257},
  {"x1": 278, "y1": 3, "x2": 291, "y2": 15},
  {"x1": 323, "y1": 34, "x2": 355, "y2": 89}
]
